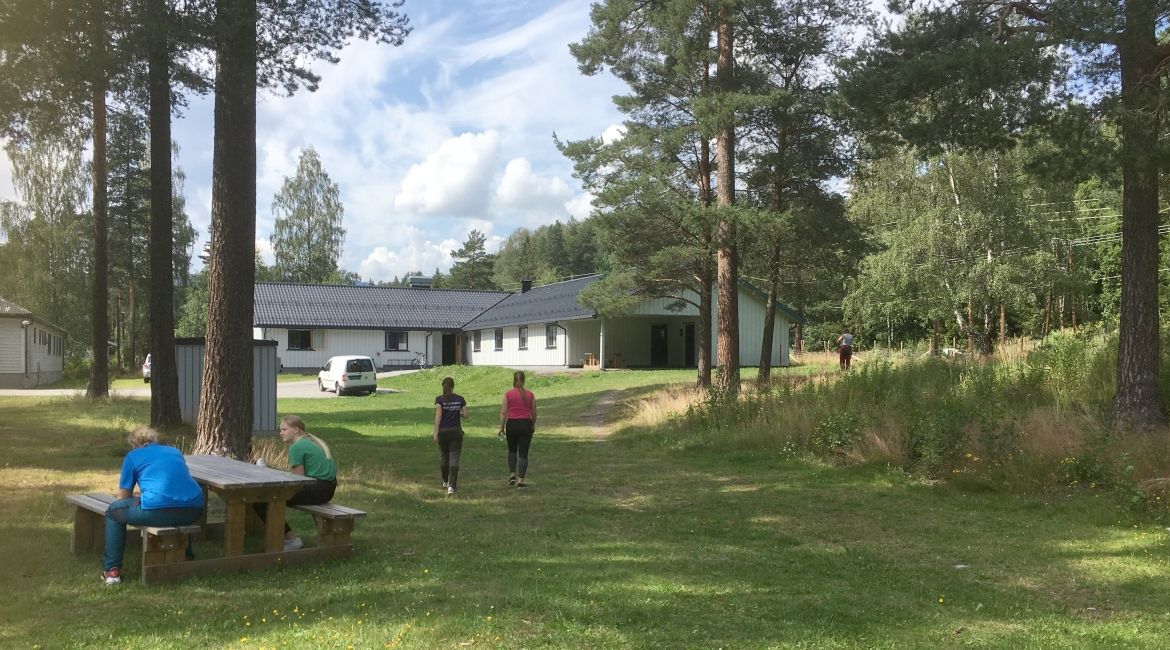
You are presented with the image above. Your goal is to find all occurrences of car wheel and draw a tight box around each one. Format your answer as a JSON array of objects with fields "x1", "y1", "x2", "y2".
[
  {"x1": 143, "y1": 377, "x2": 150, "y2": 383},
  {"x1": 318, "y1": 379, "x2": 325, "y2": 392},
  {"x1": 367, "y1": 388, "x2": 376, "y2": 396},
  {"x1": 335, "y1": 382, "x2": 342, "y2": 396}
]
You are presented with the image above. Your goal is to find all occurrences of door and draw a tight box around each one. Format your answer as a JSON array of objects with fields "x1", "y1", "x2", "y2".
[
  {"x1": 650, "y1": 325, "x2": 669, "y2": 367},
  {"x1": 684, "y1": 323, "x2": 696, "y2": 367},
  {"x1": 442, "y1": 333, "x2": 457, "y2": 366}
]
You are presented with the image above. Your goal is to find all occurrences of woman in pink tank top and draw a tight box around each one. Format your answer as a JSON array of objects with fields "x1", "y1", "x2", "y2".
[{"x1": 498, "y1": 370, "x2": 537, "y2": 488}]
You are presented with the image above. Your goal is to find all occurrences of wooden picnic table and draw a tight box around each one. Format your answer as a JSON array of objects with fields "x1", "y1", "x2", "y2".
[{"x1": 184, "y1": 454, "x2": 314, "y2": 558}]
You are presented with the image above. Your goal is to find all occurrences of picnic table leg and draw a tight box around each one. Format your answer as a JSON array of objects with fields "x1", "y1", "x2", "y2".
[
  {"x1": 223, "y1": 499, "x2": 247, "y2": 557},
  {"x1": 264, "y1": 500, "x2": 288, "y2": 553},
  {"x1": 197, "y1": 485, "x2": 209, "y2": 527}
]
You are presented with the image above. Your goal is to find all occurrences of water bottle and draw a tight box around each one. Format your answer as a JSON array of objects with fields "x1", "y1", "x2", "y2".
[{"x1": 255, "y1": 458, "x2": 267, "y2": 467}]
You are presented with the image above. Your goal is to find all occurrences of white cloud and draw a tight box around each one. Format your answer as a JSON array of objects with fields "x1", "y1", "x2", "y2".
[
  {"x1": 494, "y1": 158, "x2": 573, "y2": 213},
  {"x1": 564, "y1": 192, "x2": 594, "y2": 220},
  {"x1": 393, "y1": 131, "x2": 502, "y2": 216},
  {"x1": 357, "y1": 225, "x2": 461, "y2": 281},
  {"x1": 255, "y1": 239, "x2": 275, "y2": 266},
  {"x1": 601, "y1": 123, "x2": 626, "y2": 144},
  {"x1": 0, "y1": 145, "x2": 14, "y2": 202}
]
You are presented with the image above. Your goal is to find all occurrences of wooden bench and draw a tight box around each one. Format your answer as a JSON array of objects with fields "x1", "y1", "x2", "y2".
[
  {"x1": 289, "y1": 503, "x2": 366, "y2": 549},
  {"x1": 66, "y1": 492, "x2": 201, "y2": 584}
]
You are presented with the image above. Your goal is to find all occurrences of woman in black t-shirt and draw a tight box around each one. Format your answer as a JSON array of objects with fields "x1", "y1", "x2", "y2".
[{"x1": 433, "y1": 376, "x2": 468, "y2": 495}]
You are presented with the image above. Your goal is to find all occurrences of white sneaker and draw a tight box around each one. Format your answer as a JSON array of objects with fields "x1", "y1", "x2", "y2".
[
  {"x1": 102, "y1": 569, "x2": 122, "y2": 585},
  {"x1": 442, "y1": 481, "x2": 449, "y2": 488},
  {"x1": 283, "y1": 537, "x2": 304, "y2": 551},
  {"x1": 447, "y1": 486, "x2": 456, "y2": 495}
]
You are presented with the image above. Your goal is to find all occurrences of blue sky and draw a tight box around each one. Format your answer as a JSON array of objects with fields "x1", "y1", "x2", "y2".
[
  {"x1": 0, "y1": 0, "x2": 628, "y2": 283},
  {"x1": 177, "y1": 0, "x2": 629, "y2": 282}
]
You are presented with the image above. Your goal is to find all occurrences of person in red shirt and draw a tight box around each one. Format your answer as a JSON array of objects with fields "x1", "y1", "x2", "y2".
[{"x1": 498, "y1": 370, "x2": 537, "y2": 488}]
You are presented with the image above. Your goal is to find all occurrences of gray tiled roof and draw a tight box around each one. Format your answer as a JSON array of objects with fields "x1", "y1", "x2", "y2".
[
  {"x1": 0, "y1": 296, "x2": 32, "y2": 316},
  {"x1": 254, "y1": 283, "x2": 510, "y2": 331},
  {"x1": 462, "y1": 275, "x2": 601, "y2": 330}
]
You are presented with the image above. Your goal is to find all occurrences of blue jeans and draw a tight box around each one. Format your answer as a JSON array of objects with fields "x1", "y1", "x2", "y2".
[{"x1": 103, "y1": 498, "x2": 203, "y2": 571}]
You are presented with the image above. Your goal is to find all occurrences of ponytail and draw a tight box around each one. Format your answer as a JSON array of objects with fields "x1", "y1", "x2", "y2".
[
  {"x1": 304, "y1": 433, "x2": 333, "y2": 460},
  {"x1": 441, "y1": 376, "x2": 455, "y2": 403},
  {"x1": 513, "y1": 370, "x2": 532, "y2": 412}
]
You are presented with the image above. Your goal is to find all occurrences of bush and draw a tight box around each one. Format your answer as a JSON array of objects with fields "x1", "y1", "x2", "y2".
[
  {"x1": 810, "y1": 411, "x2": 860, "y2": 455},
  {"x1": 905, "y1": 404, "x2": 967, "y2": 477}
]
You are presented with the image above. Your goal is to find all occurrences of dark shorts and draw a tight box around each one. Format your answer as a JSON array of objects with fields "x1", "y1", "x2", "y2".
[{"x1": 839, "y1": 345, "x2": 852, "y2": 362}]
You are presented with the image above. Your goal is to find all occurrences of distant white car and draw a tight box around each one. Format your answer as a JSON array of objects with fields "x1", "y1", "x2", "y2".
[
  {"x1": 142, "y1": 353, "x2": 152, "y2": 383},
  {"x1": 318, "y1": 355, "x2": 377, "y2": 396}
]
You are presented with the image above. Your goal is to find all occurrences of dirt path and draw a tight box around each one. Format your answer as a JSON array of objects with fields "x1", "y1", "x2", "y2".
[{"x1": 581, "y1": 389, "x2": 624, "y2": 438}]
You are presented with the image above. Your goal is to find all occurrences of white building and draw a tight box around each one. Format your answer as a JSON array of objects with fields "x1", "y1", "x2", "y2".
[
  {"x1": 461, "y1": 275, "x2": 802, "y2": 369},
  {"x1": 0, "y1": 297, "x2": 66, "y2": 388},
  {"x1": 252, "y1": 282, "x2": 509, "y2": 371},
  {"x1": 253, "y1": 276, "x2": 803, "y2": 372}
]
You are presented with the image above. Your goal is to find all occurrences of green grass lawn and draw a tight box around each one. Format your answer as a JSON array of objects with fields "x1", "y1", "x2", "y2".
[{"x1": 2, "y1": 366, "x2": 1169, "y2": 648}]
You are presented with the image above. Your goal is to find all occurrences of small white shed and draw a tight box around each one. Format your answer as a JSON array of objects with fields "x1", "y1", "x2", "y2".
[{"x1": 174, "y1": 338, "x2": 279, "y2": 434}]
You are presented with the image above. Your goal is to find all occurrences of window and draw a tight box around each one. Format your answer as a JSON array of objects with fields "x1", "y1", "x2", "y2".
[
  {"x1": 518, "y1": 326, "x2": 528, "y2": 350},
  {"x1": 494, "y1": 328, "x2": 504, "y2": 351},
  {"x1": 346, "y1": 358, "x2": 374, "y2": 372},
  {"x1": 545, "y1": 324, "x2": 558, "y2": 349},
  {"x1": 385, "y1": 331, "x2": 408, "y2": 351},
  {"x1": 288, "y1": 329, "x2": 312, "y2": 350},
  {"x1": 473, "y1": 330, "x2": 481, "y2": 352}
]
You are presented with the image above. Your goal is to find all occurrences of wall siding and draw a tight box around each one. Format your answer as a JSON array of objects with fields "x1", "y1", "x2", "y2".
[
  {"x1": 28, "y1": 324, "x2": 64, "y2": 382},
  {"x1": 176, "y1": 342, "x2": 278, "y2": 433},
  {"x1": 0, "y1": 319, "x2": 65, "y2": 385},
  {"x1": 256, "y1": 327, "x2": 447, "y2": 370},
  {"x1": 0, "y1": 320, "x2": 22, "y2": 373},
  {"x1": 466, "y1": 324, "x2": 567, "y2": 367}
]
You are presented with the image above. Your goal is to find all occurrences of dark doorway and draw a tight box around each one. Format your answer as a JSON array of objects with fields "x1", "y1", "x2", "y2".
[
  {"x1": 684, "y1": 323, "x2": 696, "y2": 367},
  {"x1": 650, "y1": 325, "x2": 669, "y2": 367},
  {"x1": 442, "y1": 333, "x2": 457, "y2": 365}
]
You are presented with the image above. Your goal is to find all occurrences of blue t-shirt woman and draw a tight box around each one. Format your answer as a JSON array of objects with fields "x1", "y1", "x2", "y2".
[{"x1": 101, "y1": 427, "x2": 204, "y2": 585}]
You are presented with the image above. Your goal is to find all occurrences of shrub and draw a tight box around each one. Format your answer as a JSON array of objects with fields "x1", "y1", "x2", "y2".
[
  {"x1": 905, "y1": 404, "x2": 967, "y2": 477},
  {"x1": 810, "y1": 411, "x2": 860, "y2": 455}
]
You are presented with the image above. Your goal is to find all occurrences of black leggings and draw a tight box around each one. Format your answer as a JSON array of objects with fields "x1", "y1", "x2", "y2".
[
  {"x1": 506, "y1": 418, "x2": 534, "y2": 478},
  {"x1": 437, "y1": 427, "x2": 464, "y2": 487},
  {"x1": 253, "y1": 478, "x2": 336, "y2": 533}
]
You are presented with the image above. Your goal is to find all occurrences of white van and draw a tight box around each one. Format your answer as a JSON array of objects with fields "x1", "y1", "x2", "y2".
[{"x1": 318, "y1": 355, "x2": 378, "y2": 396}]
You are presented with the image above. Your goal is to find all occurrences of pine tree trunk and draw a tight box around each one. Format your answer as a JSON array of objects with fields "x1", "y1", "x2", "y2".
[
  {"x1": 696, "y1": 264, "x2": 713, "y2": 388},
  {"x1": 714, "y1": 9, "x2": 739, "y2": 395},
  {"x1": 127, "y1": 280, "x2": 137, "y2": 372},
  {"x1": 757, "y1": 252, "x2": 780, "y2": 386},
  {"x1": 1114, "y1": 0, "x2": 1166, "y2": 428},
  {"x1": 195, "y1": 0, "x2": 258, "y2": 458},
  {"x1": 86, "y1": 6, "x2": 109, "y2": 399},
  {"x1": 148, "y1": 0, "x2": 182, "y2": 426},
  {"x1": 695, "y1": 111, "x2": 713, "y2": 389}
]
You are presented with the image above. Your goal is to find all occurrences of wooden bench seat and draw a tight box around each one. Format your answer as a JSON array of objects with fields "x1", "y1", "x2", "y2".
[
  {"x1": 66, "y1": 492, "x2": 201, "y2": 584},
  {"x1": 289, "y1": 502, "x2": 366, "y2": 548}
]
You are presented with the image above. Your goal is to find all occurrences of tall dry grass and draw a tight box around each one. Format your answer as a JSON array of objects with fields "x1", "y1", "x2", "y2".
[{"x1": 619, "y1": 330, "x2": 1170, "y2": 511}]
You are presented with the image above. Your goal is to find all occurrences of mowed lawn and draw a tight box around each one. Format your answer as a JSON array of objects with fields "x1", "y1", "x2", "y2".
[{"x1": 2, "y1": 366, "x2": 1169, "y2": 648}]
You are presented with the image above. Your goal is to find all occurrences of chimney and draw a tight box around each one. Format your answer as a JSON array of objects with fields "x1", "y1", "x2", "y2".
[{"x1": 520, "y1": 280, "x2": 533, "y2": 293}]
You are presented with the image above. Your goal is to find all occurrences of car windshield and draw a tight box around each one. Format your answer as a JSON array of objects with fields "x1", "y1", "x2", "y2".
[{"x1": 346, "y1": 359, "x2": 373, "y2": 373}]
